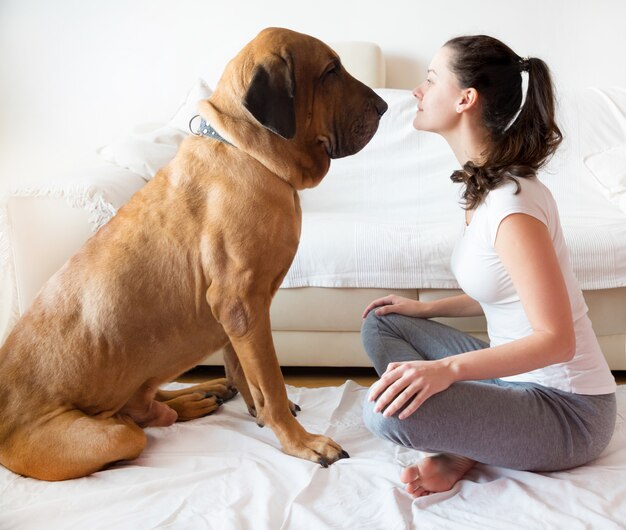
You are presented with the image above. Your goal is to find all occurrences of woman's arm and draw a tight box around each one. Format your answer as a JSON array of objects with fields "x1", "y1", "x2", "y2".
[
  {"x1": 362, "y1": 293, "x2": 483, "y2": 319},
  {"x1": 422, "y1": 293, "x2": 484, "y2": 318},
  {"x1": 369, "y1": 213, "x2": 576, "y2": 419}
]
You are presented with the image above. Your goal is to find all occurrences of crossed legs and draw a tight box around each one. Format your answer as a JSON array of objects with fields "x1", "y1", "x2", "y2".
[{"x1": 361, "y1": 311, "x2": 616, "y2": 497}]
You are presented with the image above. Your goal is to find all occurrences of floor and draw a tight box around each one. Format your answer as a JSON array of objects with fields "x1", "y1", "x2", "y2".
[
  {"x1": 176, "y1": 366, "x2": 626, "y2": 388},
  {"x1": 176, "y1": 366, "x2": 379, "y2": 388}
]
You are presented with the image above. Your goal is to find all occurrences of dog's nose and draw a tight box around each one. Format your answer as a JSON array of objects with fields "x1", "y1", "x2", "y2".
[{"x1": 374, "y1": 96, "x2": 388, "y2": 117}]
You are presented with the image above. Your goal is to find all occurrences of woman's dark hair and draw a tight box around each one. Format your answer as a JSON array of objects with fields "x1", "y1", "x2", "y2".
[{"x1": 444, "y1": 35, "x2": 563, "y2": 209}]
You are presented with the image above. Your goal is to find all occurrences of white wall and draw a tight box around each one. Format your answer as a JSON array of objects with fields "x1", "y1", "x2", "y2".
[{"x1": 1, "y1": 0, "x2": 625, "y2": 195}]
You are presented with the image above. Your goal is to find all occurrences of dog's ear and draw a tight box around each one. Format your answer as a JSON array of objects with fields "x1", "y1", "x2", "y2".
[{"x1": 243, "y1": 54, "x2": 296, "y2": 140}]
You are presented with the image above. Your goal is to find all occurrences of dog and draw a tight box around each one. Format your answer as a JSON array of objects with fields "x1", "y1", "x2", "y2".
[{"x1": 0, "y1": 27, "x2": 387, "y2": 481}]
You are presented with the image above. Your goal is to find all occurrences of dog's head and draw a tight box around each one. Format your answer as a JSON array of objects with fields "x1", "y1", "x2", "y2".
[{"x1": 199, "y1": 27, "x2": 388, "y2": 189}]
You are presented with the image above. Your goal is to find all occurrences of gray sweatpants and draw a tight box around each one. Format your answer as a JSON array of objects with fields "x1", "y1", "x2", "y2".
[{"x1": 361, "y1": 311, "x2": 616, "y2": 471}]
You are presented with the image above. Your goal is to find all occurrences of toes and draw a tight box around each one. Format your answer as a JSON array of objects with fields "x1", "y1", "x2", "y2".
[
  {"x1": 288, "y1": 400, "x2": 301, "y2": 417},
  {"x1": 400, "y1": 464, "x2": 421, "y2": 484},
  {"x1": 322, "y1": 450, "x2": 350, "y2": 465},
  {"x1": 199, "y1": 393, "x2": 223, "y2": 410},
  {"x1": 305, "y1": 436, "x2": 348, "y2": 466},
  {"x1": 408, "y1": 485, "x2": 429, "y2": 498},
  {"x1": 406, "y1": 480, "x2": 430, "y2": 496},
  {"x1": 204, "y1": 392, "x2": 223, "y2": 406},
  {"x1": 167, "y1": 392, "x2": 224, "y2": 420},
  {"x1": 193, "y1": 379, "x2": 238, "y2": 402},
  {"x1": 219, "y1": 384, "x2": 238, "y2": 401},
  {"x1": 316, "y1": 450, "x2": 348, "y2": 467},
  {"x1": 185, "y1": 400, "x2": 220, "y2": 418}
]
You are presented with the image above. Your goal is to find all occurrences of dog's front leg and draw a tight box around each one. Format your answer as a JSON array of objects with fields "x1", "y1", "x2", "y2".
[
  {"x1": 211, "y1": 291, "x2": 347, "y2": 467},
  {"x1": 223, "y1": 341, "x2": 301, "y2": 422}
]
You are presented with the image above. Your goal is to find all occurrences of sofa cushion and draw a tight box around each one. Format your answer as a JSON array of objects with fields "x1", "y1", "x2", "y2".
[{"x1": 270, "y1": 287, "x2": 417, "y2": 331}]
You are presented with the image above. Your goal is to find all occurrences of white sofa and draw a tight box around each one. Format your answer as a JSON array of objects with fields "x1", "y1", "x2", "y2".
[{"x1": 2, "y1": 43, "x2": 625, "y2": 370}]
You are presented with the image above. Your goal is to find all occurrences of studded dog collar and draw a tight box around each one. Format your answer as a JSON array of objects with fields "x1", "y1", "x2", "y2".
[{"x1": 188, "y1": 115, "x2": 234, "y2": 147}]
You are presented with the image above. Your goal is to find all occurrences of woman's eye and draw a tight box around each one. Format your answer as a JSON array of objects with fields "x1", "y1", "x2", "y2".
[{"x1": 426, "y1": 79, "x2": 433, "y2": 86}]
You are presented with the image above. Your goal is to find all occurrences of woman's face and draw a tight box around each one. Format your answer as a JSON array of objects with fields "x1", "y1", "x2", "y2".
[{"x1": 412, "y1": 46, "x2": 464, "y2": 134}]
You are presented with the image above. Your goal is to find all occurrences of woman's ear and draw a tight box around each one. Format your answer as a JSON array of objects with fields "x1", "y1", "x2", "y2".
[{"x1": 456, "y1": 88, "x2": 478, "y2": 113}]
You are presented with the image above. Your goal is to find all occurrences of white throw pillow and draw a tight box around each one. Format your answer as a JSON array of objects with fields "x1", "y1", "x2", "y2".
[
  {"x1": 528, "y1": 87, "x2": 626, "y2": 219},
  {"x1": 566, "y1": 86, "x2": 626, "y2": 214},
  {"x1": 168, "y1": 79, "x2": 213, "y2": 133},
  {"x1": 98, "y1": 79, "x2": 213, "y2": 179},
  {"x1": 584, "y1": 144, "x2": 626, "y2": 213}
]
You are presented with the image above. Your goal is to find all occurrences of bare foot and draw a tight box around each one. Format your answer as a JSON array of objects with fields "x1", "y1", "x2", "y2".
[{"x1": 400, "y1": 453, "x2": 475, "y2": 498}]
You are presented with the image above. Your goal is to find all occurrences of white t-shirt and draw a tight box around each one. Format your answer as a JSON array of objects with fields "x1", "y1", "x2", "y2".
[{"x1": 450, "y1": 176, "x2": 616, "y2": 395}]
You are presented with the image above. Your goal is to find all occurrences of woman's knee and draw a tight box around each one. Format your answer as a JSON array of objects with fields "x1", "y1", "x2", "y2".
[
  {"x1": 361, "y1": 312, "x2": 408, "y2": 376},
  {"x1": 360, "y1": 311, "x2": 387, "y2": 365},
  {"x1": 362, "y1": 393, "x2": 414, "y2": 447},
  {"x1": 360, "y1": 311, "x2": 406, "y2": 356},
  {"x1": 361, "y1": 311, "x2": 429, "y2": 370},
  {"x1": 361, "y1": 310, "x2": 434, "y2": 344},
  {"x1": 360, "y1": 309, "x2": 382, "y2": 341},
  {"x1": 362, "y1": 394, "x2": 392, "y2": 440}
]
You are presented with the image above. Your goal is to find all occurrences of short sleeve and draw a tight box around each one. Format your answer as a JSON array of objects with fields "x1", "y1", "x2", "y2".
[{"x1": 484, "y1": 179, "x2": 549, "y2": 247}]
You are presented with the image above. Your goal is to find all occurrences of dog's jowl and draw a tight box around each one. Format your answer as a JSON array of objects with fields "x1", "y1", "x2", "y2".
[{"x1": 0, "y1": 27, "x2": 387, "y2": 480}]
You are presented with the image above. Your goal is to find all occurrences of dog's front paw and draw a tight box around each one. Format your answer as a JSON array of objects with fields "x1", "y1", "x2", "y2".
[{"x1": 284, "y1": 432, "x2": 349, "y2": 467}]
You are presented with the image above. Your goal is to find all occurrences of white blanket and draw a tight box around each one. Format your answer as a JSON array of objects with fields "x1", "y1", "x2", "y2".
[{"x1": 1, "y1": 382, "x2": 625, "y2": 529}]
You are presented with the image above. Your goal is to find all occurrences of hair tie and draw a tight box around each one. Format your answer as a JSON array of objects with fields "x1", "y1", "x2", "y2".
[
  {"x1": 520, "y1": 57, "x2": 530, "y2": 71},
  {"x1": 502, "y1": 61, "x2": 530, "y2": 133}
]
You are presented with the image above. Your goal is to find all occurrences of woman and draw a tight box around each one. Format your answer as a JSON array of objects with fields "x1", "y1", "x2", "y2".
[{"x1": 361, "y1": 35, "x2": 616, "y2": 498}]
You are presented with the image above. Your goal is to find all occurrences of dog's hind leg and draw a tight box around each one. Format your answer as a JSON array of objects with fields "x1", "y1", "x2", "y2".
[
  {"x1": 223, "y1": 341, "x2": 257, "y2": 417},
  {"x1": 1, "y1": 410, "x2": 146, "y2": 481}
]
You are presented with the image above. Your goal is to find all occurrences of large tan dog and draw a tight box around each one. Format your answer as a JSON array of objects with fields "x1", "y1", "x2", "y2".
[{"x1": 0, "y1": 27, "x2": 387, "y2": 481}]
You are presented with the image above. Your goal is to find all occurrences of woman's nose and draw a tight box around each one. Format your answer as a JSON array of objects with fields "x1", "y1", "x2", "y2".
[{"x1": 413, "y1": 86, "x2": 422, "y2": 99}]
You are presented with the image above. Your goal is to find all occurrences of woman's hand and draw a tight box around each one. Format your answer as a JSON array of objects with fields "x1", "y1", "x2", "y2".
[
  {"x1": 362, "y1": 295, "x2": 430, "y2": 319},
  {"x1": 368, "y1": 360, "x2": 455, "y2": 420}
]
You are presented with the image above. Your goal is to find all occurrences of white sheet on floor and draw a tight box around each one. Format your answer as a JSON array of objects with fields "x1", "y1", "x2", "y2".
[{"x1": 1, "y1": 382, "x2": 625, "y2": 529}]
